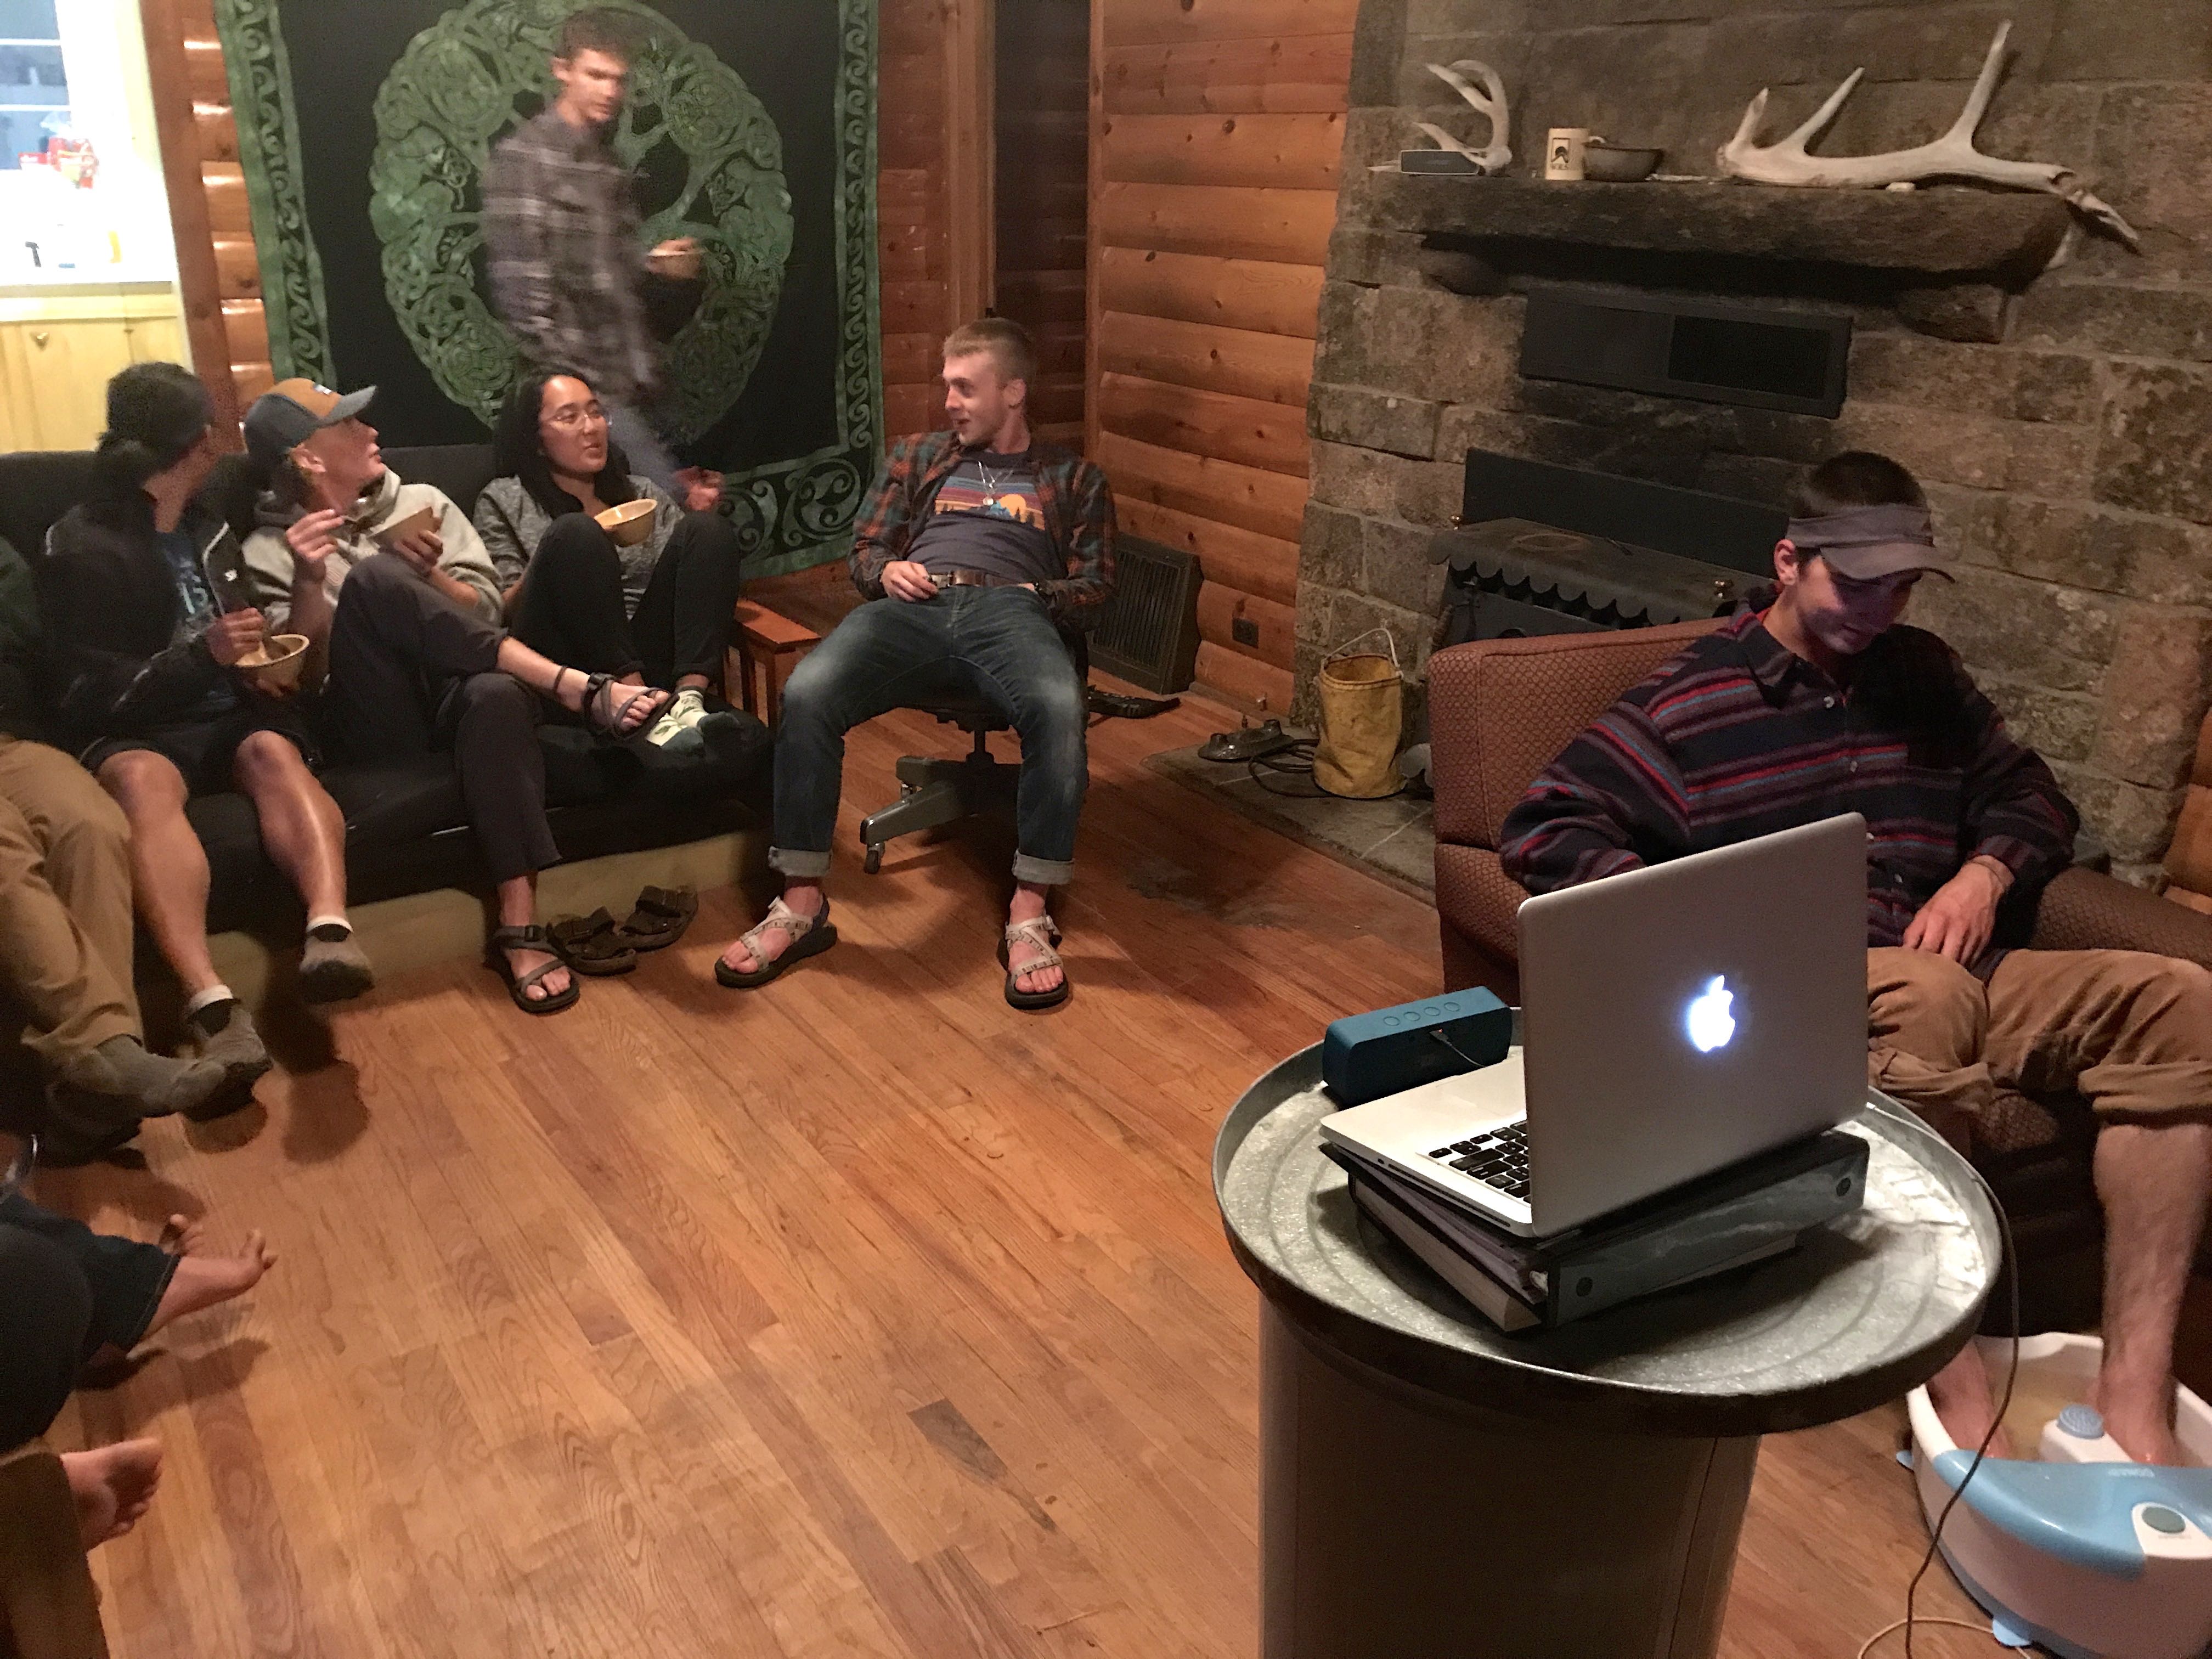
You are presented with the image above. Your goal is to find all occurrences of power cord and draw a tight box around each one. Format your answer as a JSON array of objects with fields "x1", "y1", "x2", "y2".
[
  {"x1": 1853, "y1": 1096, "x2": 2023, "y2": 1659},
  {"x1": 1248, "y1": 738, "x2": 1323, "y2": 797}
]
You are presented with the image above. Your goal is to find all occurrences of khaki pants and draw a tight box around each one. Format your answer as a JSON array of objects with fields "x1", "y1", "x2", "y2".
[
  {"x1": 0, "y1": 736, "x2": 138, "y2": 1064},
  {"x1": 1867, "y1": 946, "x2": 2212, "y2": 1155}
]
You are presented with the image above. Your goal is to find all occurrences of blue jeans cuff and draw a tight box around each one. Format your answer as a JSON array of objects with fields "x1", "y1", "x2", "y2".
[
  {"x1": 769, "y1": 846, "x2": 832, "y2": 879},
  {"x1": 1012, "y1": 853, "x2": 1074, "y2": 886}
]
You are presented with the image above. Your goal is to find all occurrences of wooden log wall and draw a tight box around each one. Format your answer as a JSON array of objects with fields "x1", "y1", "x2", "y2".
[
  {"x1": 881, "y1": 0, "x2": 964, "y2": 442},
  {"x1": 992, "y1": 0, "x2": 1087, "y2": 448},
  {"x1": 139, "y1": 0, "x2": 269, "y2": 444},
  {"x1": 1088, "y1": 0, "x2": 1353, "y2": 713}
]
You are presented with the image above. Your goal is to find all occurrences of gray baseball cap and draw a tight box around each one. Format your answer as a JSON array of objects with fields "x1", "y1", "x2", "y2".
[{"x1": 242, "y1": 377, "x2": 377, "y2": 467}]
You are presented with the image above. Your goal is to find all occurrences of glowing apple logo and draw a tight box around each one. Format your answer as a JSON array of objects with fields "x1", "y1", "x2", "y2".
[{"x1": 1685, "y1": 976, "x2": 1737, "y2": 1053}]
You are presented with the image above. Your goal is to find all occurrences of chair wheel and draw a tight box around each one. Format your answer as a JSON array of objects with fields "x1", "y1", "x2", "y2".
[{"x1": 864, "y1": 844, "x2": 883, "y2": 874}]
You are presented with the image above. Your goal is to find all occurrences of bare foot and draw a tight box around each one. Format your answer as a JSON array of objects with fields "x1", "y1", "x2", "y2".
[
  {"x1": 1927, "y1": 1346, "x2": 2014, "y2": 1459},
  {"x1": 158, "y1": 1212, "x2": 203, "y2": 1255},
  {"x1": 719, "y1": 884, "x2": 823, "y2": 977},
  {"x1": 145, "y1": 1227, "x2": 275, "y2": 1339},
  {"x1": 2091, "y1": 1372, "x2": 2187, "y2": 1465},
  {"x1": 63, "y1": 1438, "x2": 162, "y2": 1548},
  {"x1": 1006, "y1": 892, "x2": 1064, "y2": 998}
]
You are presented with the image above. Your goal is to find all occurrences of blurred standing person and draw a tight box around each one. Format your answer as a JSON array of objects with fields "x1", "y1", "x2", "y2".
[{"x1": 483, "y1": 6, "x2": 715, "y2": 499}]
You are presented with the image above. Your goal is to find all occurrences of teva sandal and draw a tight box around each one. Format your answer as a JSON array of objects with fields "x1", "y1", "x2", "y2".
[
  {"x1": 617, "y1": 884, "x2": 697, "y2": 952},
  {"x1": 997, "y1": 915, "x2": 1071, "y2": 1011},
  {"x1": 574, "y1": 671, "x2": 670, "y2": 738},
  {"x1": 487, "y1": 923, "x2": 582, "y2": 1014},
  {"x1": 548, "y1": 909, "x2": 639, "y2": 975},
  {"x1": 715, "y1": 896, "x2": 837, "y2": 988}
]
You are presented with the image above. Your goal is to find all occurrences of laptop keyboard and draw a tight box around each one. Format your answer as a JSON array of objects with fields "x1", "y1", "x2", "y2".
[{"x1": 1428, "y1": 1121, "x2": 1531, "y2": 1201}]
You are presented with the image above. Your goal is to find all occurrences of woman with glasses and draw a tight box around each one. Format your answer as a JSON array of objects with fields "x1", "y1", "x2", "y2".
[{"x1": 475, "y1": 369, "x2": 747, "y2": 755}]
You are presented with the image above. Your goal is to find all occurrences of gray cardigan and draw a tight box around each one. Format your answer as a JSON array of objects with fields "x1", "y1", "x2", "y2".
[{"x1": 473, "y1": 475, "x2": 681, "y2": 617}]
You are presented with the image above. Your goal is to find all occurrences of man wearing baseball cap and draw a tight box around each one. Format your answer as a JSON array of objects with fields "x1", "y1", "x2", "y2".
[{"x1": 1499, "y1": 450, "x2": 2211, "y2": 1469}]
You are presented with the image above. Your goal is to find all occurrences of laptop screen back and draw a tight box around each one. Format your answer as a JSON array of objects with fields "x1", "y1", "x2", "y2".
[{"x1": 1515, "y1": 812, "x2": 1869, "y2": 1234}]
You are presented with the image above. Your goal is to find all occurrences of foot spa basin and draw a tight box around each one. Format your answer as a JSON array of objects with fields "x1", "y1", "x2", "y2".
[{"x1": 1906, "y1": 1334, "x2": 2212, "y2": 1658}]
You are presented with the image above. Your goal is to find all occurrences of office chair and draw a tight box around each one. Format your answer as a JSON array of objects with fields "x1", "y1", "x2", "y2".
[{"x1": 856, "y1": 632, "x2": 1088, "y2": 873}]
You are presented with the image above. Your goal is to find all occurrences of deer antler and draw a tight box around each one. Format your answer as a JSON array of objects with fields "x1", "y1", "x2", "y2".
[
  {"x1": 1716, "y1": 22, "x2": 2138, "y2": 249},
  {"x1": 1424, "y1": 60, "x2": 1512, "y2": 176}
]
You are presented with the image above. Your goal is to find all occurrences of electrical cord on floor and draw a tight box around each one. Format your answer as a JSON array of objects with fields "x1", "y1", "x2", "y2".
[
  {"x1": 1248, "y1": 738, "x2": 1324, "y2": 797},
  {"x1": 1852, "y1": 1095, "x2": 2023, "y2": 1659}
]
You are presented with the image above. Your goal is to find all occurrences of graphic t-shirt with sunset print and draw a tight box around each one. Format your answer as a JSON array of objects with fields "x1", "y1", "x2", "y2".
[{"x1": 909, "y1": 450, "x2": 1060, "y2": 588}]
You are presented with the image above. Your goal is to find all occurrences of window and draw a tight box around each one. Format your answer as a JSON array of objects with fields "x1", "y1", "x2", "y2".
[{"x1": 0, "y1": 0, "x2": 68, "y2": 173}]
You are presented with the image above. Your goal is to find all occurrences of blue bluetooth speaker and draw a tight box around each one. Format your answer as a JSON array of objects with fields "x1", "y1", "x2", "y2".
[{"x1": 1322, "y1": 988, "x2": 1513, "y2": 1107}]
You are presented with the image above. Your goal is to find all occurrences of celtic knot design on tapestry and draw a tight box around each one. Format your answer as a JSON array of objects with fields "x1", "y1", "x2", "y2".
[{"x1": 365, "y1": 0, "x2": 794, "y2": 438}]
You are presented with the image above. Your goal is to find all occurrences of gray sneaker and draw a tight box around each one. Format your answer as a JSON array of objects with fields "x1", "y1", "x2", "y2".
[
  {"x1": 50, "y1": 1035, "x2": 228, "y2": 1119},
  {"x1": 299, "y1": 927, "x2": 375, "y2": 1004},
  {"x1": 184, "y1": 1000, "x2": 273, "y2": 1119}
]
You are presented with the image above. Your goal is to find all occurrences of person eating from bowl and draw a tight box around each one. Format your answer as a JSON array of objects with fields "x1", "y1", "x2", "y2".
[
  {"x1": 474, "y1": 368, "x2": 746, "y2": 755},
  {"x1": 41, "y1": 364, "x2": 372, "y2": 1123},
  {"x1": 236, "y1": 379, "x2": 671, "y2": 1014}
]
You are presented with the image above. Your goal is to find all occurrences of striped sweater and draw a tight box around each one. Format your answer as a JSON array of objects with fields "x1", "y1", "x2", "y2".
[{"x1": 1497, "y1": 609, "x2": 2079, "y2": 970}]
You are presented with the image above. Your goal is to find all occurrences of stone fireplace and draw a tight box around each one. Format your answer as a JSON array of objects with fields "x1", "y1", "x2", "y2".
[{"x1": 1297, "y1": 0, "x2": 2212, "y2": 882}]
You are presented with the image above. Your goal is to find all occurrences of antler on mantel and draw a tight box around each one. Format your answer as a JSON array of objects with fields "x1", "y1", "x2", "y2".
[
  {"x1": 1716, "y1": 21, "x2": 2138, "y2": 250},
  {"x1": 1421, "y1": 60, "x2": 1512, "y2": 176}
]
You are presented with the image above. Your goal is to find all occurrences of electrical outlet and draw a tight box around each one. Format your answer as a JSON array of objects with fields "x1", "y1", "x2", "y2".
[{"x1": 1232, "y1": 616, "x2": 1260, "y2": 647}]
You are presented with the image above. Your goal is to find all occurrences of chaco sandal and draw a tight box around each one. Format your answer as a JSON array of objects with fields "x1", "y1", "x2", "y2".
[
  {"x1": 548, "y1": 909, "x2": 639, "y2": 975},
  {"x1": 487, "y1": 923, "x2": 582, "y2": 1014},
  {"x1": 617, "y1": 885, "x2": 697, "y2": 952},
  {"x1": 715, "y1": 896, "x2": 837, "y2": 988},
  {"x1": 997, "y1": 915, "x2": 1071, "y2": 1011},
  {"x1": 571, "y1": 671, "x2": 669, "y2": 738}
]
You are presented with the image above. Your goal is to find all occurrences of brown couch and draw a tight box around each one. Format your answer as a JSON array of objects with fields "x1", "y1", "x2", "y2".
[{"x1": 1428, "y1": 624, "x2": 2212, "y2": 1330}]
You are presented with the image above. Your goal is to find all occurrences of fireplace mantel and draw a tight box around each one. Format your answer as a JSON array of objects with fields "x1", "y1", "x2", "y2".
[{"x1": 1367, "y1": 172, "x2": 2074, "y2": 285}]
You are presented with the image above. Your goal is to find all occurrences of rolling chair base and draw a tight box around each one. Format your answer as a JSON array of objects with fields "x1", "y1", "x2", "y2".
[{"x1": 859, "y1": 746, "x2": 1018, "y2": 874}]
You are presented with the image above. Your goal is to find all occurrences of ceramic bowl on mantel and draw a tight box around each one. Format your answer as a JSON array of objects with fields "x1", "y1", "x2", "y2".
[{"x1": 1584, "y1": 144, "x2": 1664, "y2": 182}]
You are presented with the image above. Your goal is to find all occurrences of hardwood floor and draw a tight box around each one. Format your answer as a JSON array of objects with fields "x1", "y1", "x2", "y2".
[{"x1": 33, "y1": 684, "x2": 1994, "y2": 1658}]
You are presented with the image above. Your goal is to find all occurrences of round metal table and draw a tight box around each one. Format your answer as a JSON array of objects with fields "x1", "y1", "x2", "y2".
[{"x1": 1215, "y1": 1045, "x2": 1999, "y2": 1659}]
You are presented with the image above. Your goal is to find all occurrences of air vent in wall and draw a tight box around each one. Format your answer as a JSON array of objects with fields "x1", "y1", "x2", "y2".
[{"x1": 1089, "y1": 535, "x2": 1201, "y2": 693}]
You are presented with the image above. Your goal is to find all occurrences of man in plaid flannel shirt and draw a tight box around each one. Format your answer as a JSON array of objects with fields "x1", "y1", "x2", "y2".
[
  {"x1": 483, "y1": 7, "x2": 703, "y2": 490},
  {"x1": 714, "y1": 318, "x2": 1116, "y2": 1011}
]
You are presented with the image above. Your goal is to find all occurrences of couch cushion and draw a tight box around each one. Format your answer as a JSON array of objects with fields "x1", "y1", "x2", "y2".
[
  {"x1": 0, "y1": 452, "x2": 97, "y2": 566},
  {"x1": 1428, "y1": 620, "x2": 1722, "y2": 851},
  {"x1": 382, "y1": 445, "x2": 499, "y2": 517}
]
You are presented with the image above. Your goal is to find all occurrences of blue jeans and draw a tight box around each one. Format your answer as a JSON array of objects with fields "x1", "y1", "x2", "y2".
[{"x1": 770, "y1": 588, "x2": 1088, "y2": 885}]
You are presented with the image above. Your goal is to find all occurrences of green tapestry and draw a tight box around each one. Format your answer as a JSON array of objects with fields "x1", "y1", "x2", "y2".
[{"x1": 213, "y1": 0, "x2": 881, "y2": 577}]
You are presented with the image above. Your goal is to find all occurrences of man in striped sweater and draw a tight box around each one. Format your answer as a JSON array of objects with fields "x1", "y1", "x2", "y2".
[{"x1": 1500, "y1": 452, "x2": 2210, "y2": 1468}]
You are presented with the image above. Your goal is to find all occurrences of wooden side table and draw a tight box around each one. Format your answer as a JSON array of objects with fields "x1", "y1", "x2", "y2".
[{"x1": 727, "y1": 600, "x2": 820, "y2": 726}]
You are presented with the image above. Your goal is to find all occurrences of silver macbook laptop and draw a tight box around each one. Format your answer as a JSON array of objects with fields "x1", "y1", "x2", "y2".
[{"x1": 1321, "y1": 812, "x2": 1868, "y2": 1238}]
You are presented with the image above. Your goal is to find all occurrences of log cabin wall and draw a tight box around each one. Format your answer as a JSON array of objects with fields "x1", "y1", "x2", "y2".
[
  {"x1": 881, "y1": 0, "x2": 965, "y2": 442},
  {"x1": 994, "y1": 0, "x2": 1088, "y2": 448},
  {"x1": 1088, "y1": 0, "x2": 1355, "y2": 713},
  {"x1": 139, "y1": 0, "x2": 269, "y2": 444}
]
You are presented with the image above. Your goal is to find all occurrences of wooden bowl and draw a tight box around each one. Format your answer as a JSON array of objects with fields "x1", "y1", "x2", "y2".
[
  {"x1": 596, "y1": 498, "x2": 658, "y2": 548},
  {"x1": 1583, "y1": 144, "x2": 1663, "y2": 182},
  {"x1": 236, "y1": 632, "x2": 309, "y2": 691}
]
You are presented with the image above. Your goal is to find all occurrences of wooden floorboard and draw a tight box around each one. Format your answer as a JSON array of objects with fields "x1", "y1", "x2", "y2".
[{"x1": 34, "y1": 685, "x2": 1993, "y2": 1658}]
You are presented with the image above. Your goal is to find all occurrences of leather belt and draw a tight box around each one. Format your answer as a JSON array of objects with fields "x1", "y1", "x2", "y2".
[{"x1": 936, "y1": 568, "x2": 1030, "y2": 589}]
